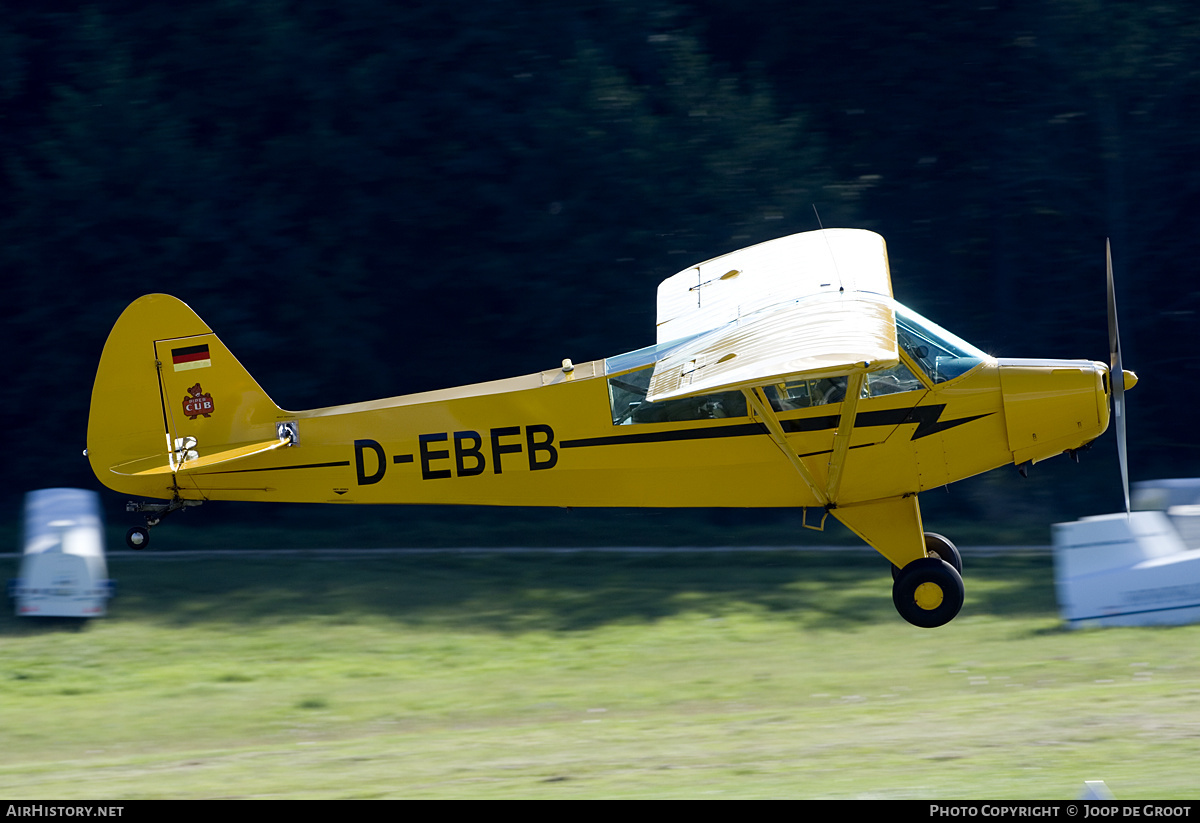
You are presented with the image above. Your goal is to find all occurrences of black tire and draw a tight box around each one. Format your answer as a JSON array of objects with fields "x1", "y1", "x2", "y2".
[
  {"x1": 125, "y1": 526, "x2": 150, "y2": 550},
  {"x1": 891, "y1": 532, "x2": 964, "y2": 580},
  {"x1": 892, "y1": 557, "x2": 964, "y2": 628}
]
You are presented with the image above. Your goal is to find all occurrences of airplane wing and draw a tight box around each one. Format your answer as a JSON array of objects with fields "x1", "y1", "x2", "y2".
[
  {"x1": 646, "y1": 229, "x2": 899, "y2": 402},
  {"x1": 655, "y1": 228, "x2": 894, "y2": 342},
  {"x1": 647, "y1": 291, "x2": 898, "y2": 402}
]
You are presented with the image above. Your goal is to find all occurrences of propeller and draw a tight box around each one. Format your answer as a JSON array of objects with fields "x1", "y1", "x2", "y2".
[{"x1": 1106, "y1": 239, "x2": 1131, "y2": 514}]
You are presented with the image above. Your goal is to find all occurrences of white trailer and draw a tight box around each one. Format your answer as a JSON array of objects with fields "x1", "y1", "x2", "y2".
[
  {"x1": 1052, "y1": 480, "x2": 1200, "y2": 628},
  {"x1": 10, "y1": 488, "x2": 113, "y2": 618}
]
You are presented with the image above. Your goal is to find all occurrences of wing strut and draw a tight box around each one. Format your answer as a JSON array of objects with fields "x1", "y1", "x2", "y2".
[
  {"x1": 742, "y1": 388, "x2": 829, "y2": 507},
  {"x1": 825, "y1": 372, "x2": 865, "y2": 504},
  {"x1": 743, "y1": 374, "x2": 865, "y2": 509}
]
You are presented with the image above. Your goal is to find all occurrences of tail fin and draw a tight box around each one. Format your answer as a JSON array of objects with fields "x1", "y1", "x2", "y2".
[{"x1": 87, "y1": 294, "x2": 288, "y2": 499}]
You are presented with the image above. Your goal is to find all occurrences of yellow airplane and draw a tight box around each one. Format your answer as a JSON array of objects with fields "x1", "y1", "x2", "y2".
[{"x1": 86, "y1": 229, "x2": 1136, "y2": 627}]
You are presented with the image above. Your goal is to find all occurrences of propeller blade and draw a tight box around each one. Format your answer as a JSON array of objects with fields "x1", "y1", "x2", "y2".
[{"x1": 1107, "y1": 239, "x2": 1130, "y2": 515}]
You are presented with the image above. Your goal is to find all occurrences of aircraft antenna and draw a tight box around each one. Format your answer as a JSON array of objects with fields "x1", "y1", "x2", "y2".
[{"x1": 811, "y1": 204, "x2": 845, "y2": 293}]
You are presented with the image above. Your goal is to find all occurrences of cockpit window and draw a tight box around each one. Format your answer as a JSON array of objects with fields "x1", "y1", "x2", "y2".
[
  {"x1": 759, "y1": 360, "x2": 924, "y2": 411},
  {"x1": 608, "y1": 367, "x2": 747, "y2": 425},
  {"x1": 604, "y1": 302, "x2": 983, "y2": 425},
  {"x1": 895, "y1": 303, "x2": 986, "y2": 383},
  {"x1": 763, "y1": 377, "x2": 849, "y2": 410},
  {"x1": 866, "y1": 361, "x2": 925, "y2": 396}
]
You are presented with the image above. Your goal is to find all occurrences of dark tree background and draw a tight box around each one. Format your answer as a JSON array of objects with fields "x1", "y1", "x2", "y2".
[{"x1": 3, "y1": 1, "x2": 1195, "y2": 543}]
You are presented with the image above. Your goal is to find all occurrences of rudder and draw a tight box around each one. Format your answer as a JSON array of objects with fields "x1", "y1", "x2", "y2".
[{"x1": 87, "y1": 294, "x2": 286, "y2": 499}]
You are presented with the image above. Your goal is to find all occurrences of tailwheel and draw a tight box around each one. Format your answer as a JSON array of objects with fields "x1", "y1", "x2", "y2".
[
  {"x1": 122, "y1": 497, "x2": 204, "y2": 551},
  {"x1": 892, "y1": 557, "x2": 964, "y2": 628}
]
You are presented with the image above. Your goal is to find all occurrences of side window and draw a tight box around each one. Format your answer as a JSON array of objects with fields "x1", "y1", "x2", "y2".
[
  {"x1": 609, "y1": 361, "x2": 925, "y2": 425},
  {"x1": 609, "y1": 369, "x2": 653, "y2": 425},
  {"x1": 763, "y1": 378, "x2": 849, "y2": 411},
  {"x1": 866, "y1": 362, "x2": 924, "y2": 397},
  {"x1": 608, "y1": 368, "x2": 748, "y2": 425},
  {"x1": 762, "y1": 363, "x2": 924, "y2": 411}
]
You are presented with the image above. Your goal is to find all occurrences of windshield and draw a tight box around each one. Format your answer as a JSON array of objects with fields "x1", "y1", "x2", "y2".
[{"x1": 895, "y1": 303, "x2": 987, "y2": 383}]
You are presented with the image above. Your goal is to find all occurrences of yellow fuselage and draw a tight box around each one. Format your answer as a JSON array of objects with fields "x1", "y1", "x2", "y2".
[
  {"x1": 88, "y1": 294, "x2": 1112, "y2": 512},
  {"x1": 189, "y1": 357, "x2": 1108, "y2": 508}
]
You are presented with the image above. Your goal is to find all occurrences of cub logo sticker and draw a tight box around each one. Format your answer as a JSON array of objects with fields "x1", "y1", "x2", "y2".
[{"x1": 183, "y1": 384, "x2": 215, "y2": 419}]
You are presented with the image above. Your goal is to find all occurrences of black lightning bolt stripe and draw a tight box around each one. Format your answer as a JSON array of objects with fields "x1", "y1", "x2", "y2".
[
  {"x1": 561, "y1": 421, "x2": 768, "y2": 449},
  {"x1": 854, "y1": 405, "x2": 994, "y2": 440},
  {"x1": 904, "y1": 406, "x2": 993, "y2": 440},
  {"x1": 781, "y1": 414, "x2": 841, "y2": 434},
  {"x1": 560, "y1": 405, "x2": 991, "y2": 450}
]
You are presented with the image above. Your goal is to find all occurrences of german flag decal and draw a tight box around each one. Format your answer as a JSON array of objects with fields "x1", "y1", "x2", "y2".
[{"x1": 172, "y1": 343, "x2": 211, "y2": 371}]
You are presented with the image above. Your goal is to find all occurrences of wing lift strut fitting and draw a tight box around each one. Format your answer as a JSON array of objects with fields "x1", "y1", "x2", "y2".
[{"x1": 742, "y1": 372, "x2": 865, "y2": 531}]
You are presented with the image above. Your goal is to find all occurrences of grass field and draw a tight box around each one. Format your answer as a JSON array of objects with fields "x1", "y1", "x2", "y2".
[{"x1": 2, "y1": 548, "x2": 1199, "y2": 799}]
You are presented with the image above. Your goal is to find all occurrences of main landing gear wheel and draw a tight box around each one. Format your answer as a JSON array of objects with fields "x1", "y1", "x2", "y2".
[
  {"x1": 923, "y1": 532, "x2": 962, "y2": 574},
  {"x1": 892, "y1": 532, "x2": 963, "y2": 579},
  {"x1": 125, "y1": 526, "x2": 150, "y2": 550},
  {"x1": 892, "y1": 557, "x2": 964, "y2": 628}
]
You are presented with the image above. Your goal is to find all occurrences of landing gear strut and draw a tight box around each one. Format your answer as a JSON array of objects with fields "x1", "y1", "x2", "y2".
[{"x1": 124, "y1": 498, "x2": 203, "y2": 549}]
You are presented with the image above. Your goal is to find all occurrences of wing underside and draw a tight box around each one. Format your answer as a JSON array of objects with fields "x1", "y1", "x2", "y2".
[{"x1": 647, "y1": 292, "x2": 899, "y2": 402}]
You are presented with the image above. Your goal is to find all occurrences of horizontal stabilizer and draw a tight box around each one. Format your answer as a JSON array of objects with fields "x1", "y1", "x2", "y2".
[{"x1": 109, "y1": 437, "x2": 292, "y2": 477}]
